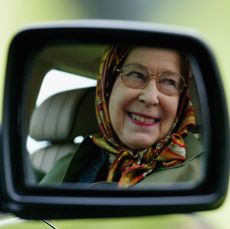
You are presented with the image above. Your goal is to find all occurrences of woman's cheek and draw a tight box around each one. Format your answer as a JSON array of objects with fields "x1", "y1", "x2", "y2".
[{"x1": 162, "y1": 97, "x2": 179, "y2": 134}]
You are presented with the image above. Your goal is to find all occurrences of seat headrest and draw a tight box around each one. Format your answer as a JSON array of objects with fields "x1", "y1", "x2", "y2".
[{"x1": 29, "y1": 87, "x2": 98, "y2": 142}]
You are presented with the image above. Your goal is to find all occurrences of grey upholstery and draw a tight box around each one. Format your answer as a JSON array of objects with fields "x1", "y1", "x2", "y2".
[{"x1": 29, "y1": 87, "x2": 98, "y2": 180}]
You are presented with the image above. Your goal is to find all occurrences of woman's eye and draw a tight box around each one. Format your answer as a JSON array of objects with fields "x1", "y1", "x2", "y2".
[
  {"x1": 160, "y1": 78, "x2": 178, "y2": 87},
  {"x1": 126, "y1": 71, "x2": 146, "y2": 81},
  {"x1": 159, "y1": 73, "x2": 180, "y2": 88}
]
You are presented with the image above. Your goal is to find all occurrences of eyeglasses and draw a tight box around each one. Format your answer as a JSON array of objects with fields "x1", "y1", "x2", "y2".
[{"x1": 116, "y1": 64, "x2": 187, "y2": 96}]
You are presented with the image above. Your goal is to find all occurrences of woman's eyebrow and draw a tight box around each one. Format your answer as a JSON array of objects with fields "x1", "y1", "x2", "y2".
[{"x1": 157, "y1": 62, "x2": 181, "y2": 73}]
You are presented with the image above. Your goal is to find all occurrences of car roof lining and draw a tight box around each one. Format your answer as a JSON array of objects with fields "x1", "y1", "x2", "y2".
[{"x1": 37, "y1": 44, "x2": 107, "y2": 79}]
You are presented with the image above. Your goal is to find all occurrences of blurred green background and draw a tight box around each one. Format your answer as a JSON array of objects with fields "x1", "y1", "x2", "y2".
[{"x1": 0, "y1": 0, "x2": 229, "y2": 228}]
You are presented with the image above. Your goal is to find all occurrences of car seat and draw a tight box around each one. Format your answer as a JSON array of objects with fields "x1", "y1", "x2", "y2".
[{"x1": 29, "y1": 87, "x2": 98, "y2": 181}]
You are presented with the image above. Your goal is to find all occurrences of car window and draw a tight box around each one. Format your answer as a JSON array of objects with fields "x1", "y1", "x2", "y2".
[{"x1": 36, "y1": 69, "x2": 97, "y2": 106}]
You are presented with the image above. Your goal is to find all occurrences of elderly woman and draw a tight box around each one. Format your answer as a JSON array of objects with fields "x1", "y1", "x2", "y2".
[{"x1": 41, "y1": 45, "x2": 203, "y2": 188}]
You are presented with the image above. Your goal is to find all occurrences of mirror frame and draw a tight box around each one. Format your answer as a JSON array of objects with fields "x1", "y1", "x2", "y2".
[{"x1": 0, "y1": 20, "x2": 229, "y2": 219}]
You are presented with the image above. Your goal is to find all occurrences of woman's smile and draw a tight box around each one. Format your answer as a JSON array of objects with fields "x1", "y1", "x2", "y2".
[{"x1": 127, "y1": 111, "x2": 160, "y2": 126}]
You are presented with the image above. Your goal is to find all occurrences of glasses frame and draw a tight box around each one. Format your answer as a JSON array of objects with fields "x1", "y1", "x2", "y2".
[{"x1": 116, "y1": 63, "x2": 187, "y2": 96}]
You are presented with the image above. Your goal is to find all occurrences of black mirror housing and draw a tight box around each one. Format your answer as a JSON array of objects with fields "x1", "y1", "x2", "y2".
[{"x1": 0, "y1": 20, "x2": 229, "y2": 219}]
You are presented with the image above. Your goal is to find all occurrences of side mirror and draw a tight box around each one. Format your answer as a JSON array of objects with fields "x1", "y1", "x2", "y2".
[{"x1": 0, "y1": 20, "x2": 229, "y2": 219}]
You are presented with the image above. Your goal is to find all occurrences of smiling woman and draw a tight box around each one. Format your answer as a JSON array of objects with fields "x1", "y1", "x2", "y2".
[{"x1": 39, "y1": 44, "x2": 202, "y2": 188}]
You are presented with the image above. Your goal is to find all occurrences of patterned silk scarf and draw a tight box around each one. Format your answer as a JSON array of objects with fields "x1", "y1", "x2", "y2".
[{"x1": 92, "y1": 45, "x2": 196, "y2": 188}]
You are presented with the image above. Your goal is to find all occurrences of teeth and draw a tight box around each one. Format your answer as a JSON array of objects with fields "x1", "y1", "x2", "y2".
[{"x1": 130, "y1": 113, "x2": 157, "y2": 124}]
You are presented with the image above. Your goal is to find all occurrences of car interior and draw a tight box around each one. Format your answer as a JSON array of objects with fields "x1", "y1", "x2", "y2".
[
  {"x1": 23, "y1": 44, "x2": 106, "y2": 182},
  {"x1": 24, "y1": 43, "x2": 201, "y2": 183},
  {"x1": 29, "y1": 87, "x2": 98, "y2": 181}
]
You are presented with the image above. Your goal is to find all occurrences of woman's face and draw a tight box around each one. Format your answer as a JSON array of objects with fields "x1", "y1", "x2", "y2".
[{"x1": 109, "y1": 47, "x2": 181, "y2": 150}]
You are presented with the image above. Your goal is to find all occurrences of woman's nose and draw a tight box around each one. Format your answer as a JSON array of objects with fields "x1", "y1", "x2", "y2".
[{"x1": 138, "y1": 79, "x2": 160, "y2": 106}]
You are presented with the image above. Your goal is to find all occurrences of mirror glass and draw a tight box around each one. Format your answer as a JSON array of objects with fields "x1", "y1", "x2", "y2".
[{"x1": 21, "y1": 43, "x2": 206, "y2": 189}]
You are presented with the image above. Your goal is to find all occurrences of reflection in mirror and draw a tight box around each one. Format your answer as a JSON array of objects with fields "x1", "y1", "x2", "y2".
[{"x1": 23, "y1": 44, "x2": 204, "y2": 189}]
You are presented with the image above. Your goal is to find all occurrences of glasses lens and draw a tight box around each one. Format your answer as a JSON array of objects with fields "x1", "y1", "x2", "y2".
[
  {"x1": 121, "y1": 64, "x2": 149, "y2": 89},
  {"x1": 157, "y1": 72, "x2": 184, "y2": 95}
]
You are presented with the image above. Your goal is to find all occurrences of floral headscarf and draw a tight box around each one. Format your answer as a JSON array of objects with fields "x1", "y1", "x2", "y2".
[{"x1": 92, "y1": 45, "x2": 196, "y2": 188}]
